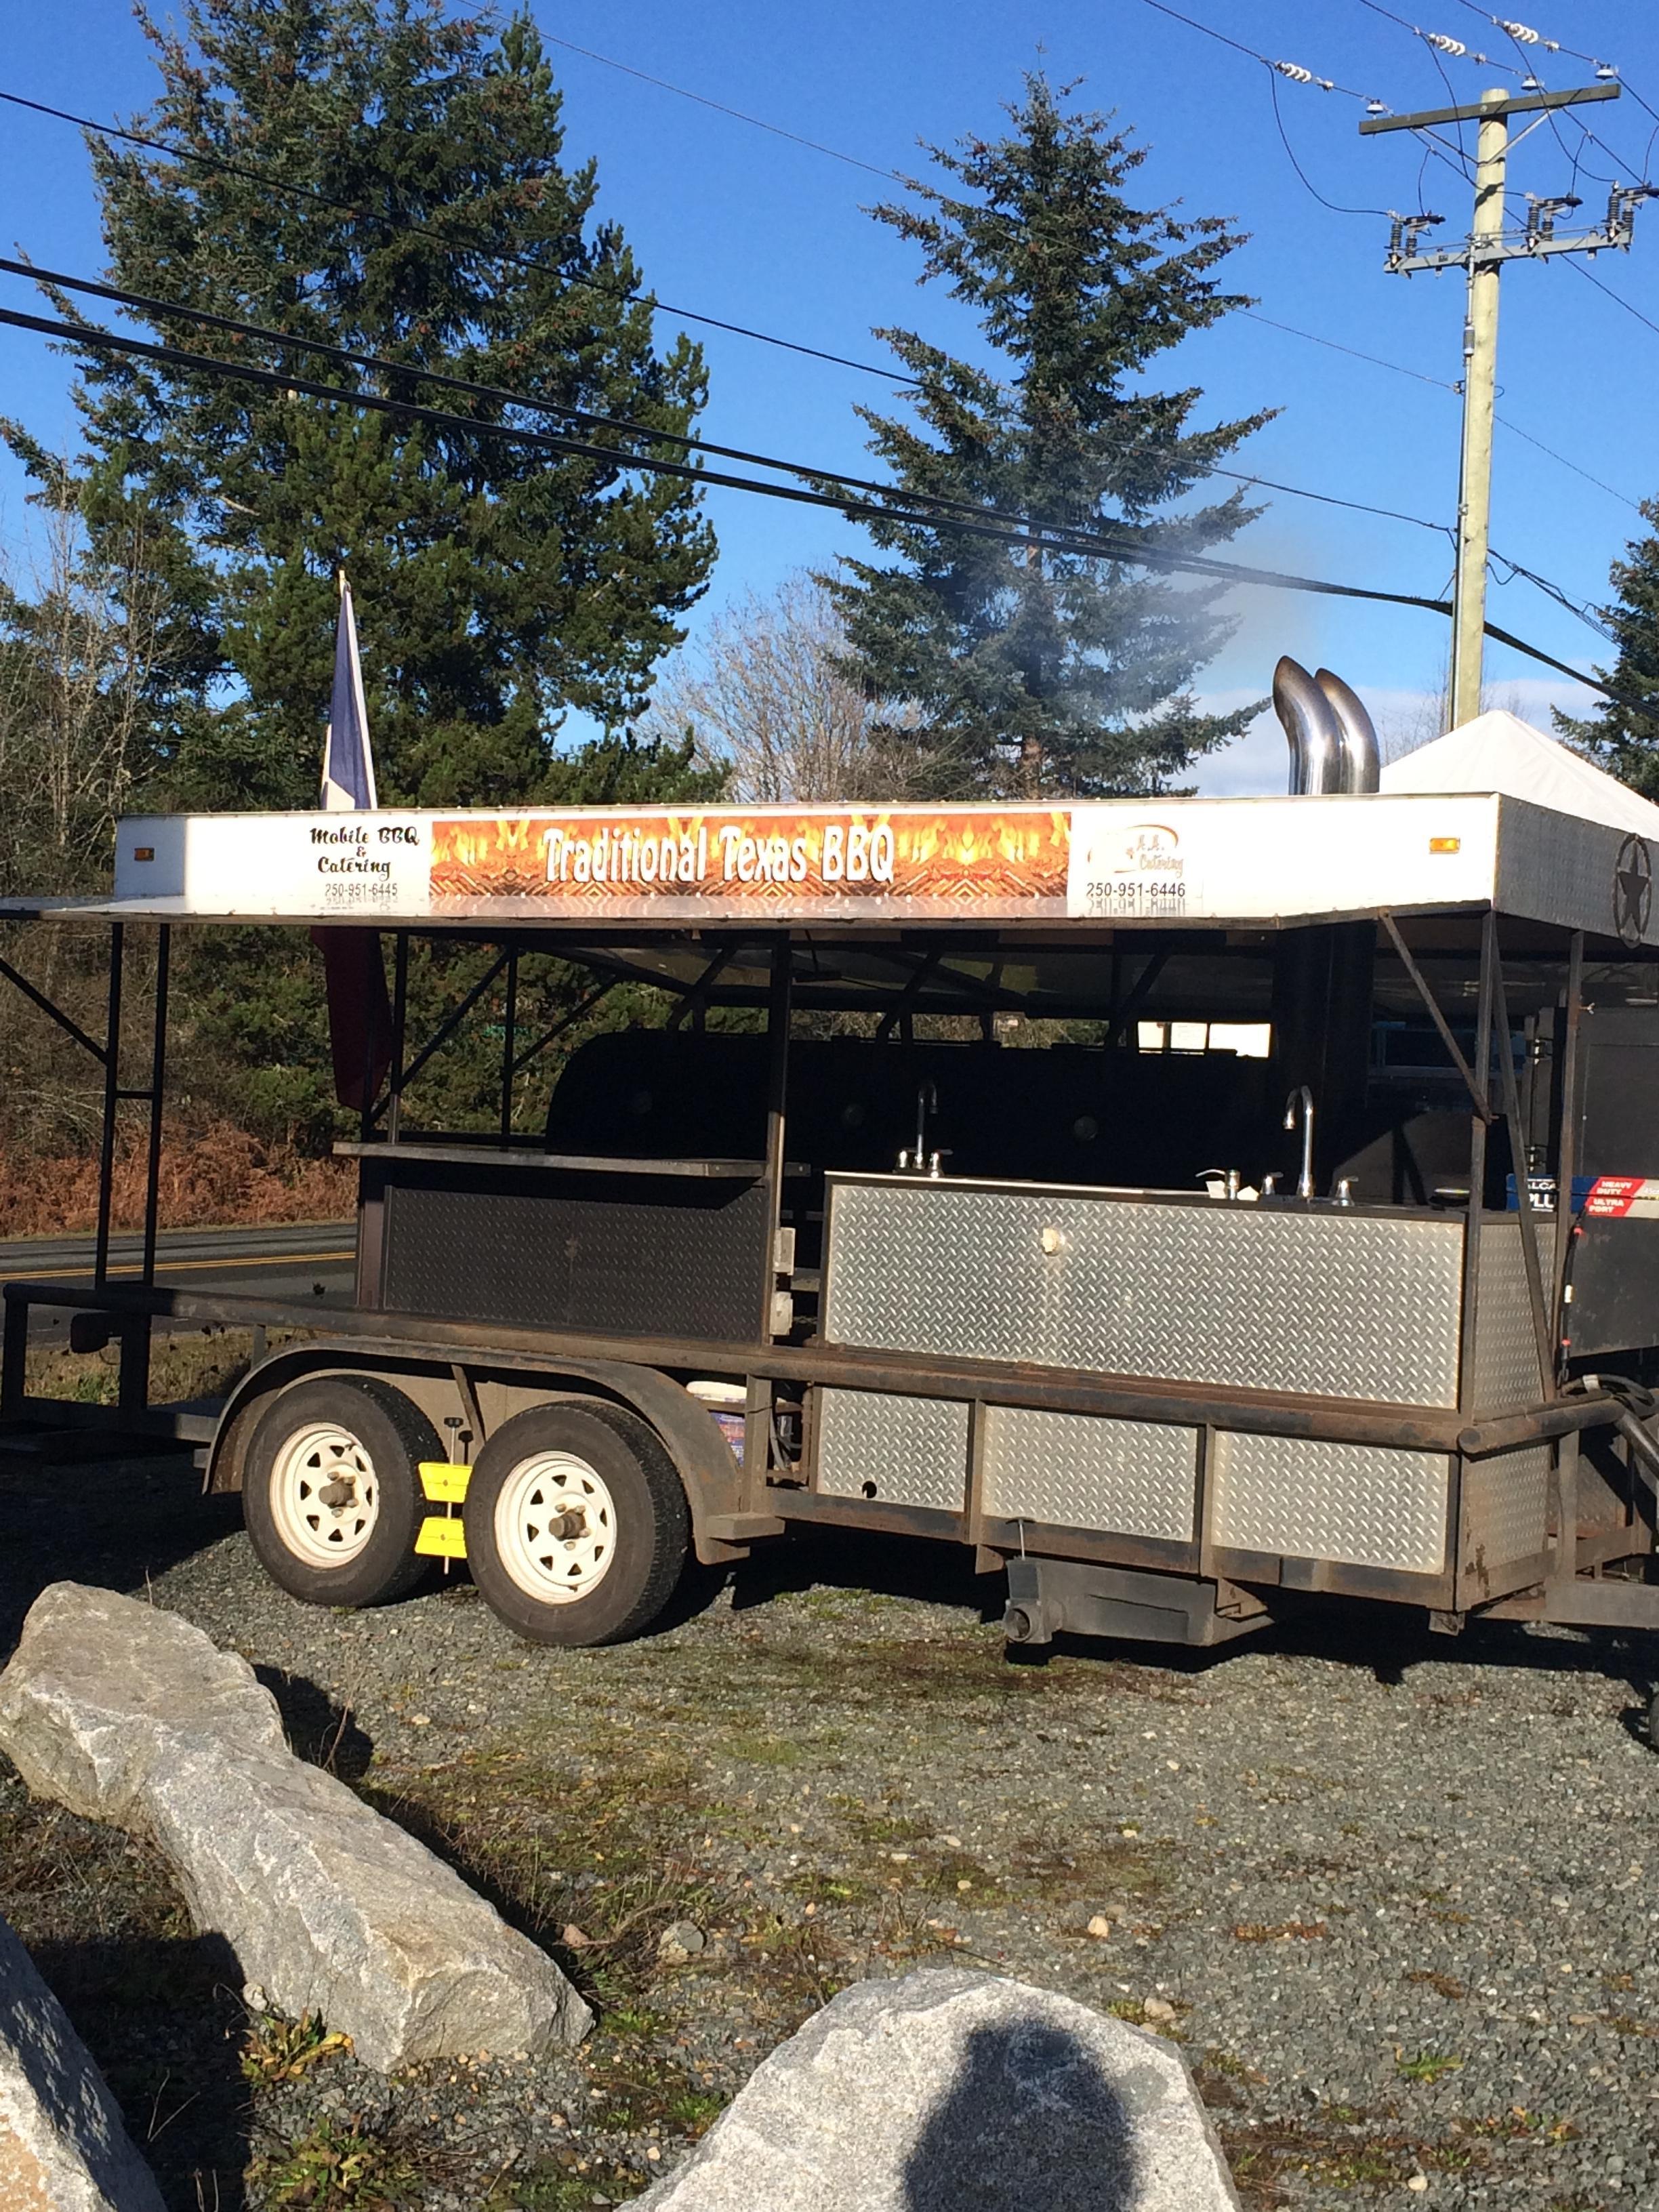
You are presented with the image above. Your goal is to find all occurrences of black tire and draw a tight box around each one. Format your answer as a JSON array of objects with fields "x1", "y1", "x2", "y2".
[
  {"x1": 462, "y1": 1399, "x2": 690, "y2": 1647},
  {"x1": 243, "y1": 1375, "x2": 440, "y2": 1608}
]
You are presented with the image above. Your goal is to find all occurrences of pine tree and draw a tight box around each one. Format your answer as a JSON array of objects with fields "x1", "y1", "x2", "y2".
[
  {"x1": 1553, "y1": 499, "x2": 1659, "y2": 796},
  {"x1": 14, "y1": 0, "x2": 714, "y2": 809},
  {"x1": 830, "y1": 75, "x2": 1269, "y2": 798}
]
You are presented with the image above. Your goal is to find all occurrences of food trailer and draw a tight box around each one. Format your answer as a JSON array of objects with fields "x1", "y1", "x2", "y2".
[{"x1": 5, "y1": 695, "x2": 1659, "y2": 1667}]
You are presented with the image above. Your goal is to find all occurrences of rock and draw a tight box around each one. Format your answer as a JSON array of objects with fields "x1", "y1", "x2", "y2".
[
  {"x1": 657, "y1": 1921, "x2": 706, "y2": 1964},
  {"x1": 1086, "y1": 1915, "x2": 1113, "y2": 1940},
  {"x1": 1142, "y1": 1997, "x2": 1178, "y2": 2024},
  {"x1": 0, "y1": 1583, "x2": 285, "y2": 1823},
  {"x1": 634, "y1": 1965, "x2": 1239, "y2": 2211},
  {"x1": 0, "y1": 1910, "x2": 166, "y2": 2212},
  {"x1": 0, "y1": 1584, "x2": 590, "y2": 2071}
]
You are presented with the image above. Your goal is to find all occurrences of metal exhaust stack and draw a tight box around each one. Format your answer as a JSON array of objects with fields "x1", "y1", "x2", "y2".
[
  {"x1": 1315, "y1": 668, "x2": 1381, "y2": 794},
  {"x1": 1273, "y1": 656, "x2": 1344, "y2": 794}
]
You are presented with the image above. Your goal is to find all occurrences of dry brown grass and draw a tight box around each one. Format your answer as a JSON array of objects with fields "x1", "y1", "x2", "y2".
[{"x1": 0, "y1": 1118, "x2": 352, "y2": 1237}]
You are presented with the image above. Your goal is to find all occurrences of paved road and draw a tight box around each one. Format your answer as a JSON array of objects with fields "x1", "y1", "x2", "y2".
[{"x1": 0, "y1": 1221, "x2": 357, "y2": 1347}]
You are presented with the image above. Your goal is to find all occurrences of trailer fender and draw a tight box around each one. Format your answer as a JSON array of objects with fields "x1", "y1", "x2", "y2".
[{"x1": 206, "y1": 1336, "x2": 783, "y2": 1566}]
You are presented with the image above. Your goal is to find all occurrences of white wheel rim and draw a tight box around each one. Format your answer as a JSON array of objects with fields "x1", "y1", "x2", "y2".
[
  {"x1": 269, "y1": 1421, "x2": 380, "y2": 1568},
  {"x1": 494, "y1": 1451, "x2": 617, "y2": 1604}
]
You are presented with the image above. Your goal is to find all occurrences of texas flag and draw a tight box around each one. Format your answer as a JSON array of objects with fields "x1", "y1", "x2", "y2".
[{"x1": 313, "y1": 573, "x2": 390, "y2": 1111}]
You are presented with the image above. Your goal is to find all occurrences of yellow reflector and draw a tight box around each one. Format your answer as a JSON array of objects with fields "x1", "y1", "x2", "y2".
[
  {"x1": 418, "y1": 1460, "x2": 472, "y2": 1503},
  {"x1": 1429, "y1": 836, "x2": 1461, "y2": 854},
  {"x1": 415, "y1": 1515, "x2": 468, "y2": 1559}
]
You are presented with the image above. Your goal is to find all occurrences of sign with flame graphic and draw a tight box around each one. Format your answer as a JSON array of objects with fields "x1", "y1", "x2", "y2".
[{"x1": 429, "y1": 808, "x2": 1071, "y2": 913}]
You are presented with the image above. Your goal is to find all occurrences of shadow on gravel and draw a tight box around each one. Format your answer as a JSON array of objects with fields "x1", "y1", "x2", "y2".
[
  {"x1": 0, "y1": 1444, "x2": 242, "y2": 1658},
  {"x1": 30, "y1": 1927, "x2": 252, "y2": 2211},
  {"x1": 902, "y1": 2018, "x2": 1139, "y2": 2211},
  {"x1": 729, "y1": 1526, "x2": 1007, "y2": 1625},
  {"x1": 254, "y1": 1664, "x2": 375, "y2": 1780}
]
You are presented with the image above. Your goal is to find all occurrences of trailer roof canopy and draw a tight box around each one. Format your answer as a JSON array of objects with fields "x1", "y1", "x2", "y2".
[{"x1": 1, "y1": 789, "x2": 1654, "y2": 951}]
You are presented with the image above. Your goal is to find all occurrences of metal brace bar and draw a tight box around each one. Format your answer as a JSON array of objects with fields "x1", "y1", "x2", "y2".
[
  {"x1": 509, "y1": 977, "x2": 618, "y2": 1076},
  {"x1": 1105, "y1": 951, "x2": 1168, "y2": 1049},
  {"x1": 0, "y1": 954, "x2": 108, "y2": 1064},
  {"x1": 1492, "y1": 944, "x2": 1557, "y2": 1397},
  {"x1": 391, "y1": 947, "x2": 511, "y2": 1102},
  {"x1": 1380, "y1": 912, "x2": 1494, "y2": 1122},
  {"x1": 668, "y1": 941, "x2": 741, "y2": 1032}
]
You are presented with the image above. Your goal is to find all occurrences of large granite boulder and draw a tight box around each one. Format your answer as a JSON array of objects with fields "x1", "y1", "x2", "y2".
[
  {"x1": 0, "y1": 1584, "x2": 590, "y2": 2071},
  {"x1": 635, "y1": 1966, "x2": 1240, "y2": 2211},
  {"x1": 0, "y1": 1910, "x2": 166, "y2": 2212}
]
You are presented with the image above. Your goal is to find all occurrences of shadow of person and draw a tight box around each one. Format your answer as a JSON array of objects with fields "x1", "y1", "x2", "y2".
[{"x1": 902, "y1": 2017, "x2": 1141, "y2": 2211}]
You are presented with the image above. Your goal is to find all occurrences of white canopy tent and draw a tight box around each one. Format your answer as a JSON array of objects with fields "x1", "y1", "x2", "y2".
[{"x1": 1380, "y1": 708, "x2": 1659, "y2": 838}]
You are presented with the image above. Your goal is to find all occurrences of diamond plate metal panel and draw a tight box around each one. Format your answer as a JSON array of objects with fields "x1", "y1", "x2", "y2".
[
  {"x1": 981, "y1": 1407, "x2": 1196, "y2": 1538},
  {"x1": 1210, "y1": 1433, "x2": 1449, "y2": 1572},
  {"x1": 1461, "y1": 1443, "x2": 1551, "y2": 1571},
  {"x1": 824, "y1": 1179, "x2": 1464, "y2": 1405},
  {"x1": 815, "y1": 1390, "x2": 970, "y2": 1511},
  {"x1": 1469, "y1": 1220, "x2": 1547, "y2": 1414}
]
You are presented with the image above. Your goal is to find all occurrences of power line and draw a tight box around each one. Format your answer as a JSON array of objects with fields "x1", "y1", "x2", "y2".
[
  {"x1": 1268, "y1": 73, "x2": 1391, "y2": 218},
  {"x1": 0, "y1": 293, "x2": 1617, "y2": 700},
  {"x1": 1562, "y1": 243, "x2": 1659, "y2": 340},
  {"x1": 1136, "y1": 0, "x2": 1382, "y2": 104},
  {"x1": 0, "y1": 85, "x2": 930, "y2": 393},
  {"x1": 1494, "y1": 408, "x2": 1643, "y2": 514},
  {"x1": 539, "y1": 34, "x2": 902, "y2": 182},
  {"x1": 1240, "y1": 308, "x2": 1458, "y2": 390},
  {"x1": 13, "y1": 249, "x2": 1601, "y2": 601}
]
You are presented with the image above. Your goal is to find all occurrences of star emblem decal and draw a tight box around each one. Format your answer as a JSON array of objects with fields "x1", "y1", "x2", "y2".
[{"x1": 1616, "y1": 834, "x2": 1653, "y2": 948}]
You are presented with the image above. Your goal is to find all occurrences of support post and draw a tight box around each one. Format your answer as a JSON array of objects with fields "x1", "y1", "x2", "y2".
[
  {"x1": 760, "y1": 936, "x2": 792, "y2": 1343},
  {"x1": 94, "y1": 922, "x2": 125, "y2": 1292},
  {"x1": 387, "y1": 929, "x2": 409, "y2": 1145},
  {"x1": 140, "y1": 925, "x2": 170, "y2": 1289},
  {"x1": 1552, "y1": 930, "x2": 1584, "y2": 1347},
  {"x1": 1458, "y1": 912, "x2": 1497, "y2": 1414},
  {"x1": 499, "y1": 944, "x2": 518, "y2": 1144}
]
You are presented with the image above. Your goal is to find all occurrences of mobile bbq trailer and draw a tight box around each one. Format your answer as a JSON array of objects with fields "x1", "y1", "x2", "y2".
[{"x1": 7, "y1": 726, "x2": 1659, "y2": 1663}]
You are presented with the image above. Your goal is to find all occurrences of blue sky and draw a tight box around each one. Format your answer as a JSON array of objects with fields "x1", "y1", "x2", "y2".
[{"x1": 1, "y1": 0, "x2": 1654, "y2": 791}]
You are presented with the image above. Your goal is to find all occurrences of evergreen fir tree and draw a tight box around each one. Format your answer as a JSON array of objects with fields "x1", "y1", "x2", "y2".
[
  {"x1": 12, "y1": 0, "x2": 714, "y2": 809},
  {"x1": 830, "y1": 75, "x2": 1269, "y2": 798},
  {"x1": 1554, "y1": 498, "x2": 1659, "y2": 797}
]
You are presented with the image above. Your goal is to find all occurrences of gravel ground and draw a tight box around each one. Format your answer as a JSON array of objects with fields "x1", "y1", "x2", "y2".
[{"x1": 1, "y1": 1437, "x2": 1656, "y2": 2212}]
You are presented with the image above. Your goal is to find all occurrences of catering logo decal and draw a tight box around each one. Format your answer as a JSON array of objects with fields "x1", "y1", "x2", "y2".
[{"x1": 430, "y1": 809, "x2": 1071, "y2": 906}]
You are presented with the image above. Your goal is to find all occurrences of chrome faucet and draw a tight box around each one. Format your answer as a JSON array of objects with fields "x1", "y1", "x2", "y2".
[
  {"x1": 898, "y1": 1081, "x2": 940, "y2": 1174},
  {"x1": 1284, "y1": 1086, "x2": 1315, "y2": 1200},
  {"x1": 916, "y1": 1081, "x2": 937, "y2": 1165}
]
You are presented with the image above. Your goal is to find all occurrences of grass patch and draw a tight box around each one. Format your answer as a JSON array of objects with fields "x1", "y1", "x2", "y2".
[
  {"x1": 249, "y1": 2120, "x2": 419, "y2": 2211},
  {"x1": 242, "y1": 2009, "x2": 352, "y2": 2085},
  {"x1": 1396, "y1": 2049, "x2": 1464, "y2": 2084}
]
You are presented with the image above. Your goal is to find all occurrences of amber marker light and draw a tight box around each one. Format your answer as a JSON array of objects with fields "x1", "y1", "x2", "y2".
[{"x1": 1428, "y1": 837, "x2": 1461, "y2": 854}]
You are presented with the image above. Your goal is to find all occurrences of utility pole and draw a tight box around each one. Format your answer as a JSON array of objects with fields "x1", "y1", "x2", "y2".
[{"x1": 1361, "y1": 83, "x2": 1645, "y2": 728}]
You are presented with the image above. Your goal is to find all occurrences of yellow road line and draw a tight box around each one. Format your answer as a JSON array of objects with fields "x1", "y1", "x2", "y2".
[{"x1": 0, "y1": 1248, "x2": 352, "y2": 1282}]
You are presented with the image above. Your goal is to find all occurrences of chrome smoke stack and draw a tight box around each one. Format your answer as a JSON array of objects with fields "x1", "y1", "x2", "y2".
[
  {"x1": 1315, "y1": 667, "x2": 1380, "y2": 794},
  {"x1": 1272, "y1": 656, "x2": 1380, "y2": 794},
  {"x1": 1273, "y1": 655, "x2": 1343, "y2": 794}
]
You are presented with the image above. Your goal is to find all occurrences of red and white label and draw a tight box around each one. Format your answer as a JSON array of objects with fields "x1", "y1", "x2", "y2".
[{"x1": 1584, "y1": 1176, "x2": 1659, "y2": 1219}]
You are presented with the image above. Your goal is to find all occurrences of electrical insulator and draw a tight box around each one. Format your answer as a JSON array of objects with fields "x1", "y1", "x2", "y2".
[
  {"x1": 1595, "y1": 62, "x2": 1620, "y2": 81},
  {"x1": 1274, "y1": 60, "x2": 1313, "y2": 83},
  {"x1": 1426, "y1": 34, "x2": 1468, "y2": 56},
  {"x1": 1498, "y1": 19, "x2": 1539, "y2": 40}
]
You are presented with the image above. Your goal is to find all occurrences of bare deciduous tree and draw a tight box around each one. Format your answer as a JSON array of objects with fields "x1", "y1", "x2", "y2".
[
  {"x1": 0, "y1": 486, "x2": 165, "y2": 897},
  {"x1": 642, "y1": 574, "x2": 895, "y2": 803}
]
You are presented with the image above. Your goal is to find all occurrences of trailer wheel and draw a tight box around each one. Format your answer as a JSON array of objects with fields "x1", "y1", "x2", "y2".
[
  {"x1": 244, "y1": 1376, "x2": 438, "y2": 1608},
  {"x1": 463, "y1": 1401, "x2": 689, "y2": 1647}
]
